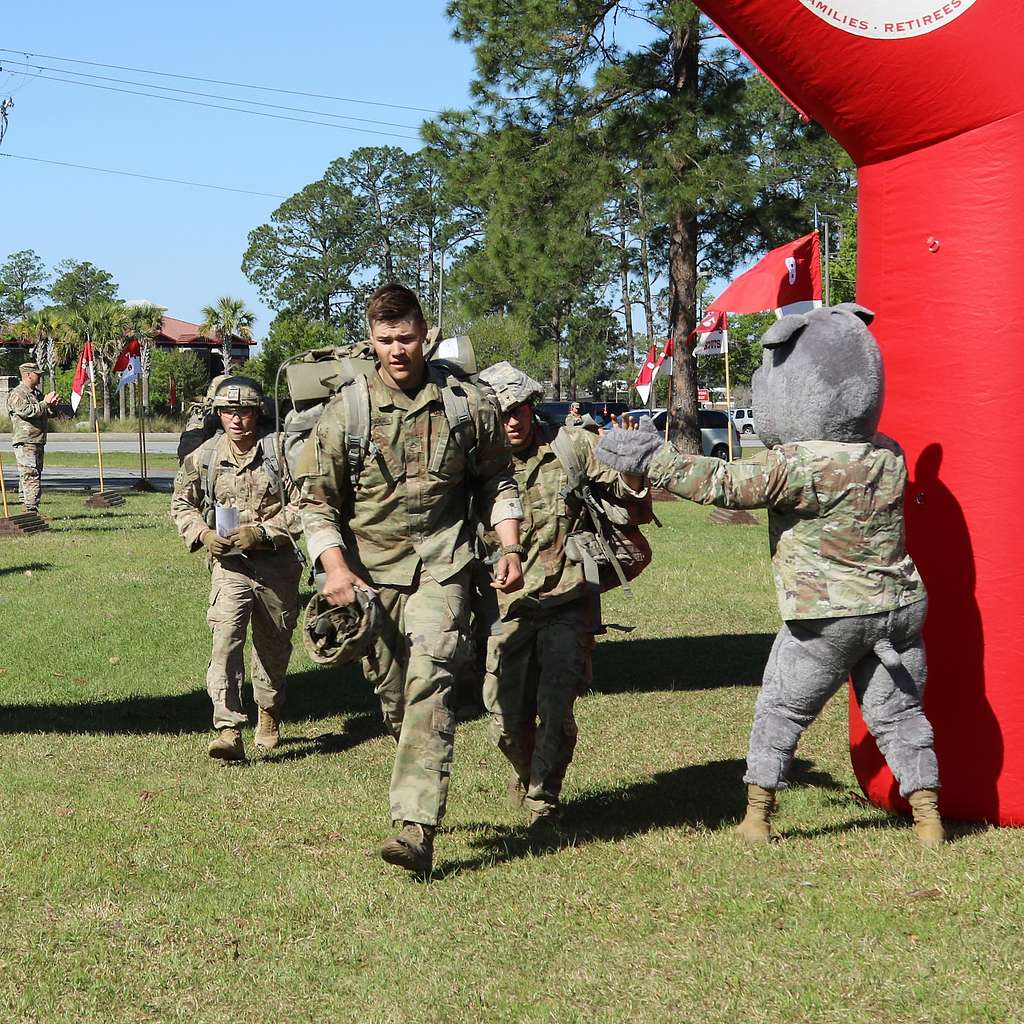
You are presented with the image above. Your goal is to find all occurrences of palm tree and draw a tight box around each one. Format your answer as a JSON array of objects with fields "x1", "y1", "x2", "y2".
[
  {"x1": 66, "y1": 301, "x2": 131, "y2": 424},
  {"x1": 15, "y1": 307, "x2": 62, "y2": 392},
  {"x1": 199, "y1": 297, "x2": 256, "y2": 375},
  {"x1": 125, "y1": 303, "x2": 164, "y2": 417}
]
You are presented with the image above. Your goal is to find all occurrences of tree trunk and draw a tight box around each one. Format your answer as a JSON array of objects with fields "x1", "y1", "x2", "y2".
[
  {"x1": 666, "y1": 16, "x2": 701, "y2": 454},
  {"x1": 635, "y1": 185, "x2": 656, "y2": 345},
  {"x1": 551, "y1": 313, "x2": 561, "y2": 400},
  {"x1": 618, "y1": 199, "x2": 635, "y2": 370},
  {"x1": 118, "y1": 384, "x2": 126, "y2": 420}
]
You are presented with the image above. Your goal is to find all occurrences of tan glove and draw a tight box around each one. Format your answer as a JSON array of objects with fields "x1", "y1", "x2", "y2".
[
  {"x1": 228, "y1": 525, "x2": 268, "y2": 553},
  {"x1": 201, "y1": 529, "x2": 236, "y2": 557}
]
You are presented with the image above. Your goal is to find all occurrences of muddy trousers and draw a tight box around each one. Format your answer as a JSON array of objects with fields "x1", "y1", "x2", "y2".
[
  {"x1": 362, "y1": 567, "x2": 469, "y2": 828},
  {"x1": 206, "y1": 553, "x2": 302, "y2": 730},
  {"x1": 483, "y1": 599, "x2": 590, "y2": 812},
  {"x1": 744, "y1": 599, "x2": 939, "y2": 798},
  {"x1": 14, "y1": 443, "x2": 43, "y2": 512}
]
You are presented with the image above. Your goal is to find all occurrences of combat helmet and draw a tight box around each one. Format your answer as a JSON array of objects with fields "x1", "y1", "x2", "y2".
[
  {"x1": 211, "y1": 375, "x2": 264, "y2": 410},
  {"x1": 302, "y1": 586, "x2": 383, "y2": 666},
  {"x1": 476, "y1": 361, "x2": 545, "y2": 413}
]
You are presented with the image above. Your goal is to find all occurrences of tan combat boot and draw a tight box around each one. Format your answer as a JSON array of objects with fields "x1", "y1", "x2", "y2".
[
  {"x1": 908, "y1": 789, "x2": 946, "y2": 848},
  {"x1": 208, "y1": 727, "x2": 245, "y2": 762},
  {"x1": 736, "y1": 784, "x2": 777, "y2": 844},
  {"x1": 380, "y1": 822, "x2": 435, "y2": 874},
  {"x1": 254, "y1": 708, "x2": 282, "y2": 750}
]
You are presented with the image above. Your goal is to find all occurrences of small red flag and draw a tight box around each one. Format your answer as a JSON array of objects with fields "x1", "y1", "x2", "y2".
[
  {"x1": 70, "y1": 341, "x2": 94, "y2": 412},
  {"x1": 632, "y1": 343, "x2": 658, "y2": 404}
]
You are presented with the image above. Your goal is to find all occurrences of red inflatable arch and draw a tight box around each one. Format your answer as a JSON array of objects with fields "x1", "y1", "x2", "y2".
[{"x1": 692, "y1": 1, "x2": 1024, "y2": 824}]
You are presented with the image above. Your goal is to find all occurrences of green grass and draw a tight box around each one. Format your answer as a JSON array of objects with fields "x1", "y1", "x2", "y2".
[
  {"x1": 31, "y1": 451, "x2": 179, "y2": 471},
  {"x1": 0, "y1": 493, "x2": 1018, "y2": 1023}
]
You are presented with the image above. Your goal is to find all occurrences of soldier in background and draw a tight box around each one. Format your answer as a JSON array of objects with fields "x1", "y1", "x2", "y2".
[
  {"x1": 296, "y1": 283, "x2": 524, "y2": 874},
  {"x1": 564, "y1": 401, "x2": 584, "y2": 427},
  {"x1": 475, "y1": 362, "x2": 650, "y2": 825},
  {"x1": 177, "y1": 374, "x2": 227, "y2": 463},
  {"x1": 7, "y1": 362, "x2": 59, "y2": 514},
  {"x1": 171, "y1": 376, "x2": 303, "y2": 762}
]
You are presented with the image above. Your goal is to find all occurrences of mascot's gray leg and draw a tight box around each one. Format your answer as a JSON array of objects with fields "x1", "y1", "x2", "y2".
[
  {"x1": 743, "y1": 618, "x2": 861, "y2": 791},
  {"x1": 851, "y1": 599, "x2": 939, "y2": 797}
]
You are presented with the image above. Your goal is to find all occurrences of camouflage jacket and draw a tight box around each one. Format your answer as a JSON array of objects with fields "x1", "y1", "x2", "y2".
[
  {"x1": 7, "y1": 383, "x2": 49, "y2": 446},
  {"x1": 170, "y1": 430, "x2": 302, "y2": 556},
  {"x1": 487, "y1": 422, "x2": 648, "y2": 617},
  {"x1": 646, "y1": 438, "x2": 926, "y2": 620},
  {"x1": 296, "y1": 367, "x2": 522, "y2": 588}
]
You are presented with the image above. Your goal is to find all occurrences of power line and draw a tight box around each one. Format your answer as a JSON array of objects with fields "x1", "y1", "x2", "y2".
[
  {"x1": 18, "y1": 72, "x2": 422, "y2": 140},
  {"x1": 1, "y1": 58, "x2": 423, "y2": 131},
  {"x1": 0, "y1": 152, "x2": 289, "y2": 199},
  {"x1": 0, "y1": 47, "x2": 443, "y2": 115}
]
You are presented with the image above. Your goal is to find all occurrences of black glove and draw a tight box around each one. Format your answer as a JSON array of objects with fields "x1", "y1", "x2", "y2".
[{"x1": 595, "y1": 420, "x2": 665, "y2": 475}]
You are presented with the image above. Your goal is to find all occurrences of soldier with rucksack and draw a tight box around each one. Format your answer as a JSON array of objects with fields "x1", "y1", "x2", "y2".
[
  {"x1": 170, "y1": 376, "x2": 303, "y2": 762},
  {"x1": 294, "y1": 283, "x2": 525, "y2": 875},
  {"x1": 475, "y1": 362, "x2": 655, "y2": 826}
]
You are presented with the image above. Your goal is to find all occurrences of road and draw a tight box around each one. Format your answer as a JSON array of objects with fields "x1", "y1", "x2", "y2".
[{"x1": 1, "y1": 433, "x2": 179, "y2": 455}]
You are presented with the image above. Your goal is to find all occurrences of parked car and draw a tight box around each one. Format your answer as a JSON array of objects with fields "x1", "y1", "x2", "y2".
[
  {"x1": 624, "y1": 407, "x2": 743, "y2": 460},
  {"x1": 732, "y1": 407, "x2": 756, "y2": 434}
]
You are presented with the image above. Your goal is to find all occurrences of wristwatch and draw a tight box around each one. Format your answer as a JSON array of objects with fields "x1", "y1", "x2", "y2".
[{"x1": 499, "y1": 544, "x2": 527, "y2": 558}]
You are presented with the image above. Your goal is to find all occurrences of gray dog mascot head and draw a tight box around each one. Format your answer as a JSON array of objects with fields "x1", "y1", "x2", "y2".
[{"x1": 752, "y1": 303, "x2": 883, "y2": 448}]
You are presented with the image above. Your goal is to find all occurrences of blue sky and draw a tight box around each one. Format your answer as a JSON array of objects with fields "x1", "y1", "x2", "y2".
[{"x1": 1, "y1": 1, "x2": 479, "y2": 333}]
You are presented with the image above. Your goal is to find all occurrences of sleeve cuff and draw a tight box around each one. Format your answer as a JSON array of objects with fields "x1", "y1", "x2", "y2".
[
  {"x1": 489, "y1": 498, "x2": 524, "y2": 526},
  {"x1": 305, "y1": 528, "x2": 345, "y2": 566}
]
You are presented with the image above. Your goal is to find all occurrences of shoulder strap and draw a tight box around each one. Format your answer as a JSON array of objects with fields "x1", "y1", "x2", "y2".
[
  {"x1": 259, "y1": 432, "x2": 280, "y2": 492},
  {"x1": 341, "y1": 374, "x2": 372, "y2": 486},
  {"x1": 199, "y1": 432, "x2": 225, "y2": 514},
  {"x1": 550, "y1": 426, "x2": 585, "y2": 493}
]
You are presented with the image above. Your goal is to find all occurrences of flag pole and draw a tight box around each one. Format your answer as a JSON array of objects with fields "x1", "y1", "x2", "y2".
[
  {"x1": 665, "y1": 372, "x2": 673, "y2": 442},
  {"x1": 724, "y1": 332, "x2": 734, "y2": 463},
  {"x1": 90, "y1": 357, "x2": 105, "y2": 494},
  {"x1": 0, "y1": 453, "x2": 9, "y2": 517},
  {"x1": 136, "y1": 382, "x2": 146, "y2": 480}
]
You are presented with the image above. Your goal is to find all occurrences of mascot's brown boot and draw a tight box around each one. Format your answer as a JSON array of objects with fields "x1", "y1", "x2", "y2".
[
  {"x1": 736, "y1": 784, "x2": 777, "y2": 844},
  {"x1": 254, "y1": 708, "x2": 282, "y2": 750},
  {"x1": 908, "y1": 789, "x2": 946, "y2": 848},
  {"x1": 208, "y1": 727, "x2": 245, "y2": 762}
]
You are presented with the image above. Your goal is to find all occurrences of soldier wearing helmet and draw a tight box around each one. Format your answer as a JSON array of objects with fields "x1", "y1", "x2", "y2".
[
  {"x1": 475, "y1": 362, "x2": 650, "y2": 825},
  {"x1": 171, "y1": 375, "x2": 303, "y2": 761}
]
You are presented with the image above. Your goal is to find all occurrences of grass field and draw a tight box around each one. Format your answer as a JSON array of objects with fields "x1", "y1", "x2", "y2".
[{"x1": 0, "y1": 491, "x2": 1019, "y2": 1023}]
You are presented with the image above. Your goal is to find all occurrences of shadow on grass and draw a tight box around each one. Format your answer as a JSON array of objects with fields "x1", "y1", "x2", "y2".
[
  {"x1": 436, "y1": 757, "x2": 842, "y2": 876},
  {"x1": 591, "y1": 632, "x2": 775, "y2": 693},
  {"x1": 0, "y1": 662, "x2": 381, "y2": 744},
  {"x1": 0, "y1": 561, "x2": 54, "y2": 577}
]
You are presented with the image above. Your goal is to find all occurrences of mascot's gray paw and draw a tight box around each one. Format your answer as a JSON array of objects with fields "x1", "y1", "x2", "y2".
[{"x1": 596, "y1": 421, "x2": 664, "y2": 475}]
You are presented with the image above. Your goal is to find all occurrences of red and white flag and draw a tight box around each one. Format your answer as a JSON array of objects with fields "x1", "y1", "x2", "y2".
[
  {"x1": 632, "y1": 343, "x2": 659, "y2": 405},
  {"x1": 690, "y1": 310, "x2": 729, "y2": 357},
  {"x1": 653, "y1": 337, "x2": 674, "y2": 379},
  {"x1": 113, "y1": 338, "x2": 143, "y2": 393},
  {"x1": 70, "y1": 341, "x2": 94, "y2": 412},
  {"x1": 708, "y1": 231, "x2": 822, "y2": 317}
]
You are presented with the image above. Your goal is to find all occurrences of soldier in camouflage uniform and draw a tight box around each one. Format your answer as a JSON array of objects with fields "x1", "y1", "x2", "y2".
[
  {"x1": 477, "y1": 362, "x2": 649, "y2": 824},
  {"x1": 171, "y1": 376, "x2": 303, "y2": 762},
  {"x1": 7, "y1": 362, "x2": 59, "y2": 514},
  {"x1": 597, "y1": 304, "x2": 944, "y2": 846},
  {"x1": 564, "y1": 401, "x2": 584, "y2": 427},
  {"x1": 295, "y1": 283, "x2": 524, "y2": 874}
]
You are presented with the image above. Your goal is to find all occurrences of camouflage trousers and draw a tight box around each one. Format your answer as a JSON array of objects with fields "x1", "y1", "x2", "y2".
[
  {"x1": 745, "y1": 599, "x2": 939, "y2": 797},
  {"x1": 14, "y1": 443, "x2": 43, "y2": 512},
  {"x1": 483, "y1": 598, "x2": 591, "y2": 815},
  {"x1": 362, "y1": 566, "x2": 469, "y2": 827},
  {"x1": 205, "y1": 552, "x2": 302, "y2": 730}
]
